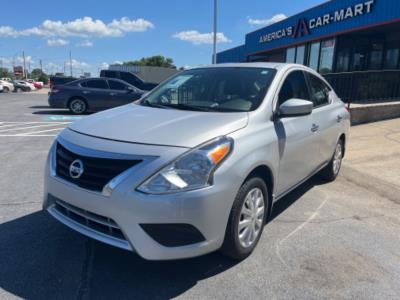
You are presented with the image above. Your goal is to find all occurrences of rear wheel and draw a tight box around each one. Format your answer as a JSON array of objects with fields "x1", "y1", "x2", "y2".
[
  {"x1": 320, "y1": 139, "x2": 343, "y2": 181},
  {"x1": 221, "y1": 177, "x2": 268, "y2": 260},
  {"x1": 68, "y1": 98, "x2": 87, "y2": 114},
  {"x1": 3, "y1": 87, "x2": 9, "y2": 93}
]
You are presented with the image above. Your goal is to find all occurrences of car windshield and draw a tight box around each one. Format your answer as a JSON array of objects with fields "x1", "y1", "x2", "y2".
[{"x1": 140, "y1": 67, "x2": 276, "y2": 112}]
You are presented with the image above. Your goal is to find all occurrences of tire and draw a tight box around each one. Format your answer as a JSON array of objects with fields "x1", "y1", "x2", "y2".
[
  {"x1": 3, "y1": 87, "x2": 9, "y2": 93},
  {"x1": 221, "y1": 177, "x2": 269, "y2": 260},
  {"x1": 320, "y1": 139, "x2": 344, "y2": 182},
  {"x1": 16, "y1": 87, "x2": 21, "y2": 93},
  {"x1": 68, "y1": 98, "x2": 87, "y2": 114}
]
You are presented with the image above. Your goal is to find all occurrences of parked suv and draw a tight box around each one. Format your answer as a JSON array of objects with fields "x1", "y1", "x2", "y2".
[
  {"x1": 43, "y1": 63, "x2": 350, "y2": 260},
  {"x1": 100, "y1": 70, "x2": 158, "y2": 91}
]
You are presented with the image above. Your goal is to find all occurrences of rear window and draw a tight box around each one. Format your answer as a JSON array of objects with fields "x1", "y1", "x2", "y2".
[{"x1": 86, "y1": 79, "x2": 109, "y2": 89}]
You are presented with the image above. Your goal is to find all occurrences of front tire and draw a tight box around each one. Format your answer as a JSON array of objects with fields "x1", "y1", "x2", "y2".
[
  {"x1": 320, "y1": 139, "x2": 344, "y2": 181},
  {"x1": 3, "y1": 87, "x2": 9, "y2": 93},
  {"x1": 221, "y1": 177, "x2": 268, "y2": 260},
  {"x1": 68, "y1": 98, "x2": 87, "y2": 114}
]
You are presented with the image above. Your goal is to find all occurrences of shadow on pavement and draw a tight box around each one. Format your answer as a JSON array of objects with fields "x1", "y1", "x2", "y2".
[{"x1": 0, "y1": 176, "x2": 324, "y2": 299}]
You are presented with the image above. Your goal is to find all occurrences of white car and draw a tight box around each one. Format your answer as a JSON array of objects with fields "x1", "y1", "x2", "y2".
[
  {"x1": 43, "y1": 63, "x2": 350, "y2": 260},
  {"x1": 0, "y1": 80, "x2": 14, "y2": 93},
  {"x1": 16, "y1": 81, "x2": 36, "y2": 91},
  {"x1": 0, "y1": 84, "x2": 3, "y2": 93}
]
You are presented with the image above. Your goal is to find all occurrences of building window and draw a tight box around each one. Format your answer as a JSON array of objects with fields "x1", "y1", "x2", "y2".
[
  {"x1": 286, "y1": 47, "x2": 296, "y2": 63},
  {"x1": 336, "y1": 48, "x2": 350, "y2": 72},
  {"x1": 308, "y1": 42, "x2": 320, "y2": 71},
  {"x1": 369, "y1": 40, "x2": 384, "y2": 70},
  {"x1": 295, "y1": 45, "x2": 306, "y2": 65},
  {"x1": 384, "y1": 45, "x2": 399, "y2": 69},
  {"x1": 319, "y1": 39, "x2": 335, "y2": 74}
]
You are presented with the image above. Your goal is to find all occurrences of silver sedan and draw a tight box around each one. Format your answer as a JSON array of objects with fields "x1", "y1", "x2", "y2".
[{"x1": 43, "y1": 63, "x2": 350, "y2": 260}]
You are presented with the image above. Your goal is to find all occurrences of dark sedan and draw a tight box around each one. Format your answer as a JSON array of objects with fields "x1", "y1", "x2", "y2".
[{"x1": 48, "y1": 78, "x2": 144, "y2": 114}]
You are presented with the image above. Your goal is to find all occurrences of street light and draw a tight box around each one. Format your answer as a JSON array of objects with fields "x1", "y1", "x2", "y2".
[{"x1": 212, "y1": 0, "x2": 217, "y2": 64}]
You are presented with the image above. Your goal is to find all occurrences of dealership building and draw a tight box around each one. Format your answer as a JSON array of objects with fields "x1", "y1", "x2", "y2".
[{"x1": 217, "y1": 0, "x2": 400, "y2": 102}]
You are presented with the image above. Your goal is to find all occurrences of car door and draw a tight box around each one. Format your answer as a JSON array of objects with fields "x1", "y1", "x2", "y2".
[
  {"x1": 274, "y1": 70, "x2": 320, "y2": 196},
  {"x1": 306, "y1": 72, "x2": 343, "y2": 164},
  {"x1": 107, "y1": 79, "x2": 142, "y2": 107},
  {"x1": 83, "y1": 79, "x2": 110, "y2": 110}
]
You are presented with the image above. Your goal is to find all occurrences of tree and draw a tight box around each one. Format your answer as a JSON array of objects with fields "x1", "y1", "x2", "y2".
[
  {"x1": 123, "y1": 55, "x2": 176, "y2": 69},
  {"x1": 0, "y1": 68, "x2": 13, "y2": 79},
  {"x1": 29, "y1": 68, "x2": 49, "y2": 84}
]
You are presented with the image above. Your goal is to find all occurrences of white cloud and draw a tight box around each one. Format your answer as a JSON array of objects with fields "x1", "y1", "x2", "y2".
[
  {"x1": 0, "y1": 17, "x2": 154, "y2": 38},
  {"x1": 173, "y1": 30, "x2": 231, "y2": 45},
  {"x1": 0, "y1": 26, "x2": 18, "y2": 37},
  {"x1": 47, "y1": 38, "x2": 69, "y2": 46},
  {"x1": 100, "y1": 62, "x2": 109, "y2": 69},
  {"x1": 75, "y1": 40, "x2": 93, "y2": 47},
  {"x1": 112, "y1": 60, "x2": 123, "y2": 65},
  {"x1": 16, "y1": 56, "x2": 34, "y2": 64},
  {"x1": 248, "y1": 14, "x2": 287, "y2": 26},
  {"x1": 66, "y1": 59, "x2": 90, "y2": 69}
]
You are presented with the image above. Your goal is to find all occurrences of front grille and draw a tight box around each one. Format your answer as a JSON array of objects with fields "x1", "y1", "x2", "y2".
[
  {"x1": 54, "y1": 199, "x2": 126, "y2": 241},
  {"x1": 56, "y1": 142, "x2": 142, "y2": 192}
]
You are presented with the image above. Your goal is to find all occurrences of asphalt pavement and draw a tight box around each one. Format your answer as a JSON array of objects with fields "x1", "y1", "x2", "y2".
[{"x1": 0, "y1": 92, "x2": 399, "y2": 300}]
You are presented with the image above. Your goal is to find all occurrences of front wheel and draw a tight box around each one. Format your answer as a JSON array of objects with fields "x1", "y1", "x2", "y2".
[
  {"x1": 3, "y1": 87, "x2": 9, "y2": 93},
  {"x1": 221, "y1": 177, "x2": 268, "y2": 260},
  {"x1": 68, "y1": 98, "x2": 87, "y2": 114},
  {"x1": 320, "y1": 139, "x2": 343, "y2": 181}
]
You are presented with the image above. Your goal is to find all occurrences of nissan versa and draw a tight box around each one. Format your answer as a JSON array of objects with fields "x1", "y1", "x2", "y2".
[{"x1": 43, "y1": 63, "x2": 350, "y2": 260}]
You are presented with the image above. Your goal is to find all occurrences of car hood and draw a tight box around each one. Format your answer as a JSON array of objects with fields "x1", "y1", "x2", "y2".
[{"x1": 68, "y1": 104, "x2": 248, "y2": 148}]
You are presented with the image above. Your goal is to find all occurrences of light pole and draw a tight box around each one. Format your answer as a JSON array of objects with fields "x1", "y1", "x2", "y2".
[{"x1": 212, "y1": 0, "x2": 217, "y2": 64}]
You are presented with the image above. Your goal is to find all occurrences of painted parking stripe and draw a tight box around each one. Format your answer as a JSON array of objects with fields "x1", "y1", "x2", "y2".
[
  {"x1": 15, "y1": 127, "x2": 66, "y2": 136},
  {"x1": 0, "y1": 123, "x2": 69, "y2": 133}
]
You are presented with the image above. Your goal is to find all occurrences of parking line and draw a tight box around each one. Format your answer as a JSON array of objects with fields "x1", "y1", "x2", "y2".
[
  {"x1": 0, "y1": 123, "x2": 69, "y2": 133},
  {"x1": 16, "y1": 127, "x2": 66, "y2": 136}
]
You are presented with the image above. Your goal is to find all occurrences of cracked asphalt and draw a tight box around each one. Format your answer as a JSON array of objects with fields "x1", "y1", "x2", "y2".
[{"x1": 1, "y1": 93, "x2": 400, "y2": 300}]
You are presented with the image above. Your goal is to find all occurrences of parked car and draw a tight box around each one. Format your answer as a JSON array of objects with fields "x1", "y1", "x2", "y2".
[
  {"x1": 48, "y1": 77, "x2": 144, "y2": 114},
  {"x1": 1, "y1": 77, "x2": 12, "y2": 82},
  {"x1": 0, "y1": 80, "x2": 14, "y2": 93},
  {"x1": 100, "y1": 70, "x2": 158, "y2": 91},
  {"x1": 12, "y1": 80, "x2": 35, "y2": 92},
  {"x1": 27, "y1": 79, "x2": 44, "y2": 89},
  {"x1": 43, "y1": 63, "x2": 350, "y2": 261},
  {"x1": 49, "y1": 76, "x2": 77, "y2": 89},
  {"x1": 0, "y1": 84, "x2": 3, "y2": 93}
]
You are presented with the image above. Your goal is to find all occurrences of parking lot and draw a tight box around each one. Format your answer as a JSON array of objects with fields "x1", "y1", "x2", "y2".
[{"x1": 0, "y1": 92, "x2": 399, "y2": 299}]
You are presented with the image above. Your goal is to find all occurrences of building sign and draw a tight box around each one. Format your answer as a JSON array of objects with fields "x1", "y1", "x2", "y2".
[
  {"x1": 259, "y1": 0, "x2": 375, "y2": 43},
  {"x1": 13, "y1": 66, "x2": 23, "y2": 76}
]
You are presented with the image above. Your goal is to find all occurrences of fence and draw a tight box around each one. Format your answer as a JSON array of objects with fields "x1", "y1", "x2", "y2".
[{"x1": 324, "y1": 70, "x2": 400, "y2": 103}]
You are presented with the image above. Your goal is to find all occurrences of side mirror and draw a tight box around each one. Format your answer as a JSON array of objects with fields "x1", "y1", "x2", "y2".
[{"x1": 278, "y1": 99, "x2": 313, "y2": 118}]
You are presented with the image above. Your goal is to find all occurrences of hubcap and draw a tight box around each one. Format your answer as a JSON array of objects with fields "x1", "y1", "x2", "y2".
[
  {"x1": 238, "y1": 187, "x2": 265, "y2": 248},
  {"x1": 333, "y1": 143, "x2": 343, "y2": 175},
  {"x1": 71, "y1": 100, "x2": 85, "y2": 113}
]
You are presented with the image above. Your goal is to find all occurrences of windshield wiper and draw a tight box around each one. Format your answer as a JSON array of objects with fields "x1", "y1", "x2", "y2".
[{"x1": 165, "y1": 103, "x2": 218, "y2": 112}]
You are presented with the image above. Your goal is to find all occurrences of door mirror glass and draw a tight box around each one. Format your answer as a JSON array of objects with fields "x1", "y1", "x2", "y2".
[{"x1": 279, "y1": 99, "x2": 313, "y2": 118}]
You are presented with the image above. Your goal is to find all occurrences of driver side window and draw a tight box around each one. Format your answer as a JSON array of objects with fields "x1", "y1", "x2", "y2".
[{"x1": 278, "y1": 71, "x2": 310, "y2": 107}]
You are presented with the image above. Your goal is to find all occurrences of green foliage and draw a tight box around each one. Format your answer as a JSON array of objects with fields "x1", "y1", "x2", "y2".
[
  {"x1": 123, "y1": 55, "x2": 176, "y2": 69},
  {"x1": 29, "y1": 68, "x2": 49, "y2": 84},
  {"x1": 0, "y1": 67, "x2": 13, "y2": 79}
]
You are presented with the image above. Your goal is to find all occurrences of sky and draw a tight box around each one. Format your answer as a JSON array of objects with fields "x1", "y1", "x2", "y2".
[{"x1": 0, "y1": 0, "x2": 324, "y2": 76}]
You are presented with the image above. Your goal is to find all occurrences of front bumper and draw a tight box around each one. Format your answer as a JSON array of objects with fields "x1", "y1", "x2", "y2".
[{"x1": 43, "y1": 129, "x2": 241, "y2": 260}]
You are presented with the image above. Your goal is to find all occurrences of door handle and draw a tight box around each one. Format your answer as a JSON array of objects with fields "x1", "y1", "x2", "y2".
[
  {"x1": 109, "y1": 93, "x2": 116, "y2": 96},
  {"x1": 82, "y1": 91, "x2": 90, "y2": 94},
  {"x1": 311, "y1": 124, "x2": 319, "y2": 132},
  {"x1": 336, "y1": 115, "x2": 343, "y2": 122}
]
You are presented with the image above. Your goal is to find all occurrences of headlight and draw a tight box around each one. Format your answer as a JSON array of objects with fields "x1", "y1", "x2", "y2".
[{"x1": 137, "y1": 137, "x2": 233, "y2": 194}]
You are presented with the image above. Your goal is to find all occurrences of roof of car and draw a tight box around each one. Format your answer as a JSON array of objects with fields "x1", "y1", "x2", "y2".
[{"x1": 192, "y1": 62, "x2": 302, "y2": 71}]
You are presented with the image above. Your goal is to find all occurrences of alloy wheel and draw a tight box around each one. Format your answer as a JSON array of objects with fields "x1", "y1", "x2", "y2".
[
  {"x1": 238, "y1": 187, "x2": 265, "y2": 248},
  {"x1": 333, "y1": 142, "x2": 343, "y2": 175}
]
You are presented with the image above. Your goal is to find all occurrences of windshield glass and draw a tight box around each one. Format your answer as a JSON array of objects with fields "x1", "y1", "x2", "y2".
[{"x1": 140, "y1": 67, "x2": 276, "y2": 112}]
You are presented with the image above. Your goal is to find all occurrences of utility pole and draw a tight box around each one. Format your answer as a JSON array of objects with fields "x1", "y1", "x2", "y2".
[
  {"x1": 39, "y1": 59, "x2": 43, "y2": 73},
  {"x1": 69, "y1": 50, "x2": 73, "y2": 77},
  {"x1": 63, "y1": 61, "x2": 66, "y2": 75},
  {"x1": 22, "y1": 51, "x2": 27, "y2": 79},
  {"x1": 212, "y1": 0, "x2": 218, "y2": 64}
]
